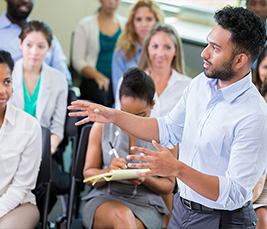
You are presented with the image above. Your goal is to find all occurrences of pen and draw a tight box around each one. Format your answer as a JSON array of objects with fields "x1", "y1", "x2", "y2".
[
  {"x1": 109, "y1": 141, "x2": 127, "y2": 168},
  {"x1": 109, "y1": 141, "x2": 120, "y2": 158}
]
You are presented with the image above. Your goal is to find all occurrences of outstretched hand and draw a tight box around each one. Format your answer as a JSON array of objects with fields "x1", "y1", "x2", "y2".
[
  {"x1": 68, "y1": 101, "x2": 115, "y2": 126},
  {"x1": 127, "y1": 140, "x2": 178, "y2": 177}
]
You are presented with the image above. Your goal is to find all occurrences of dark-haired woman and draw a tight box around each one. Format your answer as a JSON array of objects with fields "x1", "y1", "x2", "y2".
[
  {"x1": 10, "y1": 20, "x2": 68, "y2": 215},
  {"x1": 0, "y1": 50, "x2": 41, "y2": 229},
  {"x1": 253, "y1": 46, "x2": 267, "y2": 91},
  {"x1": 82, "y1": 68, "x2": 176, "y2": 229},
  {"x1": 72, "y1": 0, "x2": 126, "y2": 105}
]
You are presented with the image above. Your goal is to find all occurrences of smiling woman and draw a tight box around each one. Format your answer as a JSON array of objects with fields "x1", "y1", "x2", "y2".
[{"x1": 0, "y1": 50, "x2": 41, "y2": 229}]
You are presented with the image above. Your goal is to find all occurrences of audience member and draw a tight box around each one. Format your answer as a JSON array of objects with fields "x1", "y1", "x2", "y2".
[
  {"x1": 246, "y1": 0, "x2": 267, "y2": 69},
  {"x1": 246, "y1": 0, "x2": 267, "y2": 25},
  {"x1": 251, "y1": 78, "x2": 267, "y2": 229},
  {"x1": 111, "y1": 0, "x2": 164, "y2": 103},
  {"x1": 115, "y1": 22, "x2": 191, "y2": 118},
  {"x1": 72, "y1": 0, "x2": 126, "y2": 105},
  {"x1": 0, "y1": 0, "x2": 72, "y2": 86},
  {"x1": 10, "y1": 20, "x2": 68, "y2": 218},
  {"x1": 0, "y1": 50, "x2": 41, "y2": 229},
  {"x1": 69, "y1": 6, "x2": 267, "y2": 228},
  {"x1": 82, "y1": 67, "x2": 176, "y2": 229},
  {"x1": 253, "y1": 45, "x2": 267, "y2": 91}
]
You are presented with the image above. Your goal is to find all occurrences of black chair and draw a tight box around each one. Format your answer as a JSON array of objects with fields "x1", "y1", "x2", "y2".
[
  {"x1": 56, "y1": 124, "x2": 93, "y2": 229},
  {"x1": 55, "y1": 89, "x2": 78, "y2": 215},
  {"x1": 35, "y1": 126, "x2": 52, "y2": 229}
]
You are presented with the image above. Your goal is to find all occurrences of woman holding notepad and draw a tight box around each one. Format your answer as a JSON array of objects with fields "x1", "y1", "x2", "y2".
[{"x1": 82, "y1": 67, "x2": 176, "y2": 229}]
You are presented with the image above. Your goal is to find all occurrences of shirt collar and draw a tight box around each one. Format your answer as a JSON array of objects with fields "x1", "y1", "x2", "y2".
[
  {"x1": 0, "y1": 12, "x2": 30, "y2": 29},
  {"x1": 206, "y1": 72, "x2": 252, "y2": 103},
  {"x1": 4, "y1": 102, "x2": 16, "y2": 127},
  {"x1": 0, "y1": 13, "x2": 12, "y2": 29}
]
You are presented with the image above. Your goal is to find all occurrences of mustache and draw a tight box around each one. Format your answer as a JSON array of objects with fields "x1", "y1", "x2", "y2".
[{"x1": 203, "y1": 58, "x2": 212, "y2": 66}]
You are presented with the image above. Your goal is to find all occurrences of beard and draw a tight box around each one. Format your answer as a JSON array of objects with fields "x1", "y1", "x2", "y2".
[
  {"x1": 203, "y1": 56, "x2": 237, "y2": 81},
  {"x1": 7, "y1": 2, "x2": 33, "y2": 21}
]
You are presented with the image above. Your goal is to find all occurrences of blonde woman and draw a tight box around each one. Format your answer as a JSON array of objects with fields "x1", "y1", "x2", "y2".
[
  {"x1": 115, "y1": 23, "x2": 191, "y2": 118},
  {"x1": 111, "y1": 0, "x2": 164, "y2": 102}
]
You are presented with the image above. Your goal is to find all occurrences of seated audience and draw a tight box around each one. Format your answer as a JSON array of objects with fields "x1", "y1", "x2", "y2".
[
  {"x1": 115, "y1": 22, "x2": 191, "y2": 117},
  {"x1": 111, "y1": 0, "x2": 164, "y2": 104},
  {"x1": 10, "y1": 20, "x2": 68, "y2": 217},
  {"x1": 72, "y1": 0, "x2": 126, "y2": 105},
  {"x1": 246, "y1": 0, "x2": 267, "y2": 69},
  {"x1": 0, "y1": 0, "x2": 72, "y2": 86},
  {"x1": 251, "y1": 78, "x2": 267, "y2": 229},
  {"x1": 253, "y1": 45, "x2": 267, "y2": 91},
  {"x1": 0, "y1": 50, "x2": 41, "y2": 229},
  {"x1": 82, "y1": 67, "x2": 176, "y2": 229}
]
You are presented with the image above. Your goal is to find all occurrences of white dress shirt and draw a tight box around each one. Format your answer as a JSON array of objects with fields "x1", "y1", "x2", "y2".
[
  {"x1": 0, "y1": 102, "x2": 42, "y2": 218},
  {"x1": 115, "y1": 69, "x2": 191, "y2": 117},
  {"x1": 157, "y1": 72, "x2": 267, "y2": 210}
]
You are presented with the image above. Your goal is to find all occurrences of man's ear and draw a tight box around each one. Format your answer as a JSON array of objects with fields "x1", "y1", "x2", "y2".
[{"x1": 233, "y1": 53, "x2": 248, "y2": 70}]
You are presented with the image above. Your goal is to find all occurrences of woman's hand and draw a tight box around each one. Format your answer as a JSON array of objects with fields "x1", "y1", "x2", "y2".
[
  {"x1": 68, "y1": 101, "x2": 116, "y2": 126},
  {"x1": 95, "y1": 73, "x2": 110, "y2": 92},
  {"x1": 127, "y1": 177, "x2": 145, "y2": 185},
  {"x1": 110, "y1": 158, "x2": 127, "y2": 170}
]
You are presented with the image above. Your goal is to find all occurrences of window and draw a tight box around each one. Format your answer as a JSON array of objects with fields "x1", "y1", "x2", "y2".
[{"x1": 155, "y1": 0, "x2": 239, "y2": 11}]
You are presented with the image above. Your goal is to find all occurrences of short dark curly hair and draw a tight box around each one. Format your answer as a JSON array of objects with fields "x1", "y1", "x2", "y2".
[
  {"x1": 214, "y1": 6, "x2": 266, "y2": 64},
  {"x1": 119, "y1": 67, "x2": 155, "y2": 106},
  {"x1": 0, "y1": 50, "x2": 14, "y2": 73}
]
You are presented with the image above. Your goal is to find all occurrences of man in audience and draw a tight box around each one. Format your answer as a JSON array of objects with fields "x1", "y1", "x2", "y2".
[
  {"x1": 0, "y1": 0, "x2": 72, "y2": 86},
  {"x1": 69, "y1": 6, "x2": 267, "y2": 228}
]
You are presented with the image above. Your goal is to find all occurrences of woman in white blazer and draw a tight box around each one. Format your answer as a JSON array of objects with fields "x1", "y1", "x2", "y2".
[
  {"x1": 10, "y1": 20, "x2": 68, "y2": 217},
  {"x1": 72, "y1": 0, "x2": 126, "y2": 105},
  {"x1": 11, "y1": 21, "x2": 67, "y2": 153},
  {"x1": 0, "y1": 51, "x2": 41, "y2": 229}
]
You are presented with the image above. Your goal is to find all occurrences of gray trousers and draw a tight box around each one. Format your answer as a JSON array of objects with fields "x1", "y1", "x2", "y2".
[{"x1": 168, "y1": 193, "x2": 257, "y2": 229}]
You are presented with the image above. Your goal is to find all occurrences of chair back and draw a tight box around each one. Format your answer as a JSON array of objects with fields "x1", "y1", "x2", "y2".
[
  {"x1": 36, "y1": 126, "x2": 51, "y2": 229},
  {"x1": 37, "y1": 126, "x2": 51, "y2": 184},
  {"x1": 65, "y1": 124, "x2": 92, "y2": 229}
]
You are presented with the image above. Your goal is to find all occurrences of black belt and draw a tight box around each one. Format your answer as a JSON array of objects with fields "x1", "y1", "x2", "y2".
[{"x1": 181, "y1": 197, "x2": 250, "y2": 212}]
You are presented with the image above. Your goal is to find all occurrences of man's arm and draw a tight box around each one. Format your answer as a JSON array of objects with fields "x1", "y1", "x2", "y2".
[
  {"x1": 127, "y1": 141, "x2": 220, "y2": 202},
  {"x1": 68, "y1": 101, "x2": 160, "y2": 142}
]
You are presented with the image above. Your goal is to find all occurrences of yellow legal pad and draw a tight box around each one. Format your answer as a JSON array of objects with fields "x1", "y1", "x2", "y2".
[{"x1": 83, "y1": 169, "x2": 152, "y2": 186}]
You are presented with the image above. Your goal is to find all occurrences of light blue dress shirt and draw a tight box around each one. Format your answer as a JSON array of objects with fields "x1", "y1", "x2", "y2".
[
  {"x1": 111, "y1": 43, "x2": 142, "y2": 100},
  {"x1": 0, "y1": 13, "x2": 72, "y2": 86},
  {"x1": 157, "y1": 72, "x2": 267, "y2": 210}
]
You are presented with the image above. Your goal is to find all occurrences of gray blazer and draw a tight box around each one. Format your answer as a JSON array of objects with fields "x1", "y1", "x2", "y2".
[{"x1": 10, "y1": 58, "x2": 68, "y2": 140}]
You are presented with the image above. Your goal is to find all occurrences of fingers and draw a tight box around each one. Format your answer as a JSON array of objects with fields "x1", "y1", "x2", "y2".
[
  {"x1": 75, "y1": 117, "x2": 91, "y2": 126},
  {"x1": 68, "y1": 111, "x2": 88, "y2": 117},
  {"x1": 152, "y1": 140, "x2": 165, "y2": 151},
  {"x1": 127, "y1": 162, "x2": 149, "y2": 169},
  {"x1": 110, "y1": 158, "x2": 127, "y2": 170}
]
